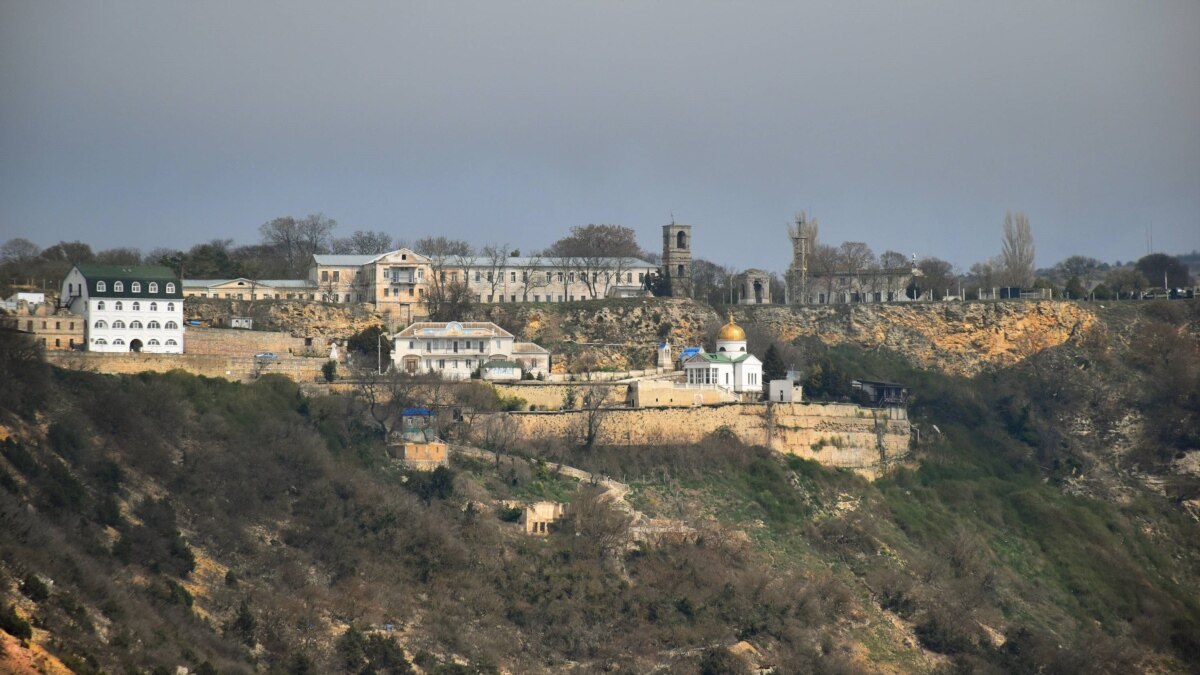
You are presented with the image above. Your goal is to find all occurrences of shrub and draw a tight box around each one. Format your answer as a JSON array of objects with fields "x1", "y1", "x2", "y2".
[
  {"x1": 0, "y1": 604, "x2": 32, "y2": 640},
  {"x1": 20, "y1": 573, "x2": 50, "y2": 602},
  {"x1": 322, "y1": 360, "x2": 337, "y2": 383}
]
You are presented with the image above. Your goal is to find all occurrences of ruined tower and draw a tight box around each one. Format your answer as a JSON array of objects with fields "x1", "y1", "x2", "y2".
[
  {"x1": 661, "y1": 223, "x2": 692, "y2": 298},
  {"x1": 786, "y1": 212, "x2": 816, "y2": 305}
]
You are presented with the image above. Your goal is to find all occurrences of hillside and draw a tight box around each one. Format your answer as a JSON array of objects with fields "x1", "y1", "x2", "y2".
[{"x1": 1, "y1": 299, "x2": 1198, "y2": 673}]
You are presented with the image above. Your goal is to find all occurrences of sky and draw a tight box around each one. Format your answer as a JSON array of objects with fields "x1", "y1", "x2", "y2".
[{"x1": 1, "y1": 1, "x2": 1197, "y2": 274}]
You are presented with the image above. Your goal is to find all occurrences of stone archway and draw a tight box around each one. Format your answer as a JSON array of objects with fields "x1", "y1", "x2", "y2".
[{"x1": 130, "y1": 339, "x2": 143, "y2": 353}]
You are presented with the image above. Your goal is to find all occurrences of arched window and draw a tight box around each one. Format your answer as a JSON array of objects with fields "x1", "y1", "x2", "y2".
[
  {"x1": 94, "y1": 319, "x2": 107, "y2": 329},
  {"x1": 96, "y1": 281, "x2": 107, "y2": 292},
  {"x1": 129, "y1": 320, "x2": 143, "y2": 329},
  {"x1": 112, "y1": 320, "x2": 125, "y2": 329},
  {"x1": 166, "y1": 302, "x2": 175, "y2": 312},
  {"x1": 165, "y1": 321, "x2": 179, "y2": 330},
  {"x1": 147, "y1": 339, "x2": 160, "y2": 346},
  {"x1": 166, "y1": 283, "x2": 176, "y2": 294},
  {"x1": 132, "y1": 302, "x2": 140, "y2": 311},
  {"x1": 677, "y1": 230, "x2": 687, "y2": 249},
  {"x1": 165, "y1": 339, "x2": 177, "y2": 346},
  {"x1": 114, "y1": 301, "x2": 123, "y2": 311},
  {"x1": 114, "y1": 281, "x2": 124, "y2": 292},
  {"x1": 131, "y1": 282, "x2": 141, "y2": 293},
  {"x1": 149, "y1": 282, "x2": 158, "y2": 293},
  {"x1": 94, "y1": 338, "x2": 107, "y2": 345},
  {"x1": 149, "y1": 302, "x2": 157, "y2": 311},
  {"x1": 148, "y1": 321, "x2": 161, "y2": 329},
  {"x1": 96, "y1": 301, "x2": 105, "y2": 310},
  {"x1": 112, "y1": 338, "x2": 125, "y2": 345}
]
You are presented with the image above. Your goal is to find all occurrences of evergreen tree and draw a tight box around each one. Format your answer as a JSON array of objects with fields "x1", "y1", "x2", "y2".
[{"x1": 762, "y1": 344, "x2": 786, "y2": 383}]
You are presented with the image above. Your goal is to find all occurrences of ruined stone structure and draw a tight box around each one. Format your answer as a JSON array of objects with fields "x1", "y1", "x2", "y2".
[
  {"x1": 521, "y1": 501, "x2": 566, "y2": 535},
  {"x1": 0, "y1": 301, "x2": 85, "y2": 350},
  {"x1": 737, "y1": 269, "x2": 772, "y2": 305},
  {"x1": 661, "y1": 223, "x2": 693, "y2": 298}
]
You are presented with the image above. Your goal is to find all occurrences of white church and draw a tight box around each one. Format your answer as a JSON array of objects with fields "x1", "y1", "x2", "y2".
[{"x1": 682, "y1": 314, "x2": 763, "y2": 394}]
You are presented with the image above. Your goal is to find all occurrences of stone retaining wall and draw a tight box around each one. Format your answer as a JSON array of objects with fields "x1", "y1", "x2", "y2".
[
  {"x1": 183, "y1": 327, "x2": 312, "y2": 357},
  {"x1": 45, "y1": 350, "x2": 328, "y2": 383},
  {"x1": 493, "y1": 402, "x2": 909, "y2": 475}
]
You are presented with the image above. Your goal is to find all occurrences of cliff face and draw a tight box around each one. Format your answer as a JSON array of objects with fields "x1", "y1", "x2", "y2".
[
  {"x1": 740, "y1": 301, "x2": 1097, "y2": 377},
  {"x1": 184, "y1": 298, "x2": 382, "y2": 340}
]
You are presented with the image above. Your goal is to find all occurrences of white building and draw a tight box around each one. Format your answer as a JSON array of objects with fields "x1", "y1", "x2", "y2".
[
  {"x1": 61, "y1": 264, "x2": 185, "y2": 354},
  {"x1": 681, "y1": 315, "x2": 763, "y2": 394},
  {"x1": 390, "y1": 321, "x2": 550, "y2": 380}
]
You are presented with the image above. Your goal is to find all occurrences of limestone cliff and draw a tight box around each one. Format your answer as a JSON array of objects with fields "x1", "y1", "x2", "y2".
[
  {"x1": 185, "y1": 298, "x2": 382, "y2": 341},
  {"x1": 741, "y1": 301, "x2": 1097, "y2": 377}
]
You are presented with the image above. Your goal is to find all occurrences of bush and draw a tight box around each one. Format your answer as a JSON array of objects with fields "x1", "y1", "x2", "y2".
[
  {"x1": 0, "y1": 604, "x2": 32, "y2": 640},
  {"x1": 322, "y1": 360, "x2": 337, "y2": 382},
  {"x1": 20, "y1": 573, "x2": 50, "y2": 602}
]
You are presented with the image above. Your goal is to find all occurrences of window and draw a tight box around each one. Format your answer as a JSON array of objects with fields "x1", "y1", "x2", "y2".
[
  {"x1": 112, "y1": 320, "x2": 125, "y2": 329},
  {"x1": 510, "y1": 272, "x2": 516, "y2": 283},
  {"x1": 55, "y1": 321, "x2": 60, "y2": 329},
  {"x1": 149, "y1": 282, "x2": 158, "y2": 293},
  {"x1": 96, "y1": 301, "x2": 105, "y2": 310},
  {"x1": 166, "y1": 302, "x2": 174, "y2": 311},
  {"x1": 131, "y1": 282, "x2": 141, "y2": 293},
  {"x1": 150, "y1": 302, "x2": 157, "y2": 311},
  {"x1": 112, "y1": 338, "x2": 125, "y2": 345},
  {"x1": 487, "y1": 294, "x2": 494, "y2": 302},
  {"x1": 55, "y1": 338, "x2": 60, "y2": 347},
  {"x1": 114, "y1": 281, "x2": 124, "y2": 292},
  {"x1": 132, "y1": 302, "x2": 140, "y2": 311},
  {"x1": 94, "y1": 320, "x2": 107, "y2": 329},
  {"x1": 165, "y1": 339, "x2": 177, "y2": 346},
  {"x1": 451, "y1": 272, "x2": 458, "y2": 282},
  {"x1": 165, "y1": 282, "x2": 175, "y2": 294},
  {"x1": 333, "y1": 271, "x2": 340, "y2": 282},
  {"x1": 148, "y1": 321, "x2": 161, "y2": 329},
  {"x1": 96, "y1": 281, "x2": 107, "y2": 292},
  {"x1": 147, "y1": 339, "x2": 160, "y2": 345},
  {"x1": 94, "y1": 338, "x2": 107, "y2": 345},
  {"x1": 569, "y1": 272, "x2": 575, "y2": 282},
  {"x1": 438, "y1": 359, "x2": 445, "y2": 369},
  {"x1": 510, "y1": 295, "x2": 516, "y2": 302},
  {"x1": 409, "y1": 340, "x2": 415, "y2": 348},
  {"x1": 165, "y1": 321, "x2": 179, "y2": 329},
  {"x1": 115, "y1": 301, "x2": 123, "y2": 311},
  {"x1": 474, "y1": 271, "x2": 481, "y2": 281}
]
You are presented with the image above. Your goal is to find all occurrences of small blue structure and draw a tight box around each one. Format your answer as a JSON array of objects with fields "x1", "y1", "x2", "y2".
[{"x1": 400, "y1": 408, "x2": 437, "y2": 443}]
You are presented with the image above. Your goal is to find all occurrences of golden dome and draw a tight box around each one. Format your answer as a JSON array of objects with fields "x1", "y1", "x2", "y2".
[{"x1": 717, "y1": 313, "x2": 746, "y2": 341}]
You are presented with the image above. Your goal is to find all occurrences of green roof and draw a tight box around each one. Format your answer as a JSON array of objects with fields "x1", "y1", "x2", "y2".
[
  {"x1": 687, "y1": 352, "x2": 753, "y2": 365},
  {"x1": 75, "y1": 264, "x2": 182, "y2": 299}
]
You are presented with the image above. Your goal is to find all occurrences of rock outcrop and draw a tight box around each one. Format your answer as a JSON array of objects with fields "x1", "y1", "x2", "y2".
[{"x1": 185, "y1": 298, "x2": 382, "y2": 341}]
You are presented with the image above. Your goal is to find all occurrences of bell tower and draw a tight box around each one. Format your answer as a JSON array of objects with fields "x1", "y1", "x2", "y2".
[{"x1": 661, "y1": 222, "x2": 693, "y2": 298}]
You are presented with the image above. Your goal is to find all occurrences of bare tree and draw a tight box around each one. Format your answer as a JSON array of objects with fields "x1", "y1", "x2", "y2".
[
  {"x1": 1056, "y1": 255, "x2": 1102, "y2": 287},
  {"x1": 578, "y1": 386, "x2": 615, "y2": 450},
  {"x1": 415, "y1": 237, "x2": 474, "y2": 319},
  {"x1": 332, "y1": 230, "x2": 394, "y2": 255},
  {"x1": 547, "y1": 224, "x2": 646, "y2": 299},
  {"x1": 95, "y1": 247, "x2": 144, "y2": 265},
  {"x1": 259, "y1": 214, "x2": 337, "y2": 277},
  {"x1": 1, "y1": 238, "x2": 41, "y2": 264},
  {"x1": 518, "y1": 252, "x2": 550, "y2": 301},
  {"x1": 351, "y1": 371, "x2": 450, "y2": 441},
  {"x1": 879, "y1": 250, "x2": 907, "y2": 299},
  {"x1": 918, "y1": 257, "x2": 957, "y2": 300},
  {"x1": 838, "y1": 242, "x2": 874, "y2": 300},
  {"x1": 810, "y1": 244, "x2": 840, "y2": 301},
  {"x1": 1001, "y1": 211, "x2": 1035, "y2": 288},
  {"x1": 479, "y1": 243, "x2": 509, "y2": 301},
  {"x1": 1105, "y1": 268, "x2": 1147, "y2": 299}
]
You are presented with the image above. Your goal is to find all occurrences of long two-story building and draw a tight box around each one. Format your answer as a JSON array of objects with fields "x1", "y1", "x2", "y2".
[{"x1": 390, "y1": 321, "x2": 549, "y2": 381}]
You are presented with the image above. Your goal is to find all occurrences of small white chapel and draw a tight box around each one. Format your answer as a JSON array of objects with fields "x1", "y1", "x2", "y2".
[{"x1": 682, "y1": 314, "x2": 763, "y2": 394}]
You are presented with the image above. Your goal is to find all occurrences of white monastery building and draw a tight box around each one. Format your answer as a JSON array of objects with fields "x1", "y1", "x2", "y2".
[
  {"x1": 61, "y1": 264, "x2": 185, "y2": 353},
  {"x1": 391, "y1": 321, "x2": 550, "y2": 381},
  {"x1": 682, "y1": 315, "x2": 763, "y2": 394}
]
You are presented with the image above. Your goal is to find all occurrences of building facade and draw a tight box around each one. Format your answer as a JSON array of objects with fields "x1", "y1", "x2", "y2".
[
  {"x1": 390, "y1": 321, "x2": 550, "y2": 380},
  {"x1": 61, "y1": 265, "x2": 185, "y2": 353},
  {"x1": 0, "y1": 300, "x2": 85, "y2": 350},
  {"x1": 737, "y1": 269, "x2": 772, "y2": 304},
  {"x1": 183, "y1": 278, "x2": 317, "y2": 301}
]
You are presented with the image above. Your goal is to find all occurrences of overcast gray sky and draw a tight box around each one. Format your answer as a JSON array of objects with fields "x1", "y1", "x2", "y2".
[{"x1": 2, "y1": 1, "x2": 1197, "y2": 273}]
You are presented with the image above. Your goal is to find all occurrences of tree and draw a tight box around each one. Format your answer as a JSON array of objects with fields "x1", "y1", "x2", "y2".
[
  {"x1": 479, "y1": 243, "x2": 510, "y2": 301},
  {"x1": 917, "y1": 257, "x2": 956, "y2": 300},
  {"x1": 1135, "y1": 253, "x2": 1191, "y2": 290},
  {"x1": 1056, "y1": 255, "x2": 1102, "y2": 288},
  {"x1": 547, "y1": 224, "x2": 647, "y2": 299},
  {"x1": 259, "y1": 213, "x2": 336, "y2": 277},
  {"x1": 1105, "y1": 268, "x2": 1146, "y2": 299},
  {"x1": 810, "y1": 244, "x2": 840, "y2": 300},
  {"x1": 332, "y1": 230, "x2": 394, "y2": 255},
  {"x1": 838, "y1": 241, "x2": 875, "y2": 294},
  {"x1": 762, "y1": 344, "x2": 786, "y2": 384},
  {"x1": 0, "y1": 238, "x2": 41, "y2": 264},
  {"x1": 1000, "y1": 211, "x2": 1035, "y2": 287},
  {"x1": 968, "y1": 257, "x2": 1001, "y2": 294},
  {"x1": 94, "y1": 247, "x2": 144, "y2": 265},
  {"x1": 414, "y1": 236, "x2": 474, "y2": 319},
  {"x1": 879, "y1": 250, "x2": 908, "y2": 299},
  {"x1": 39, "y1": 241, "x2": 95, "y2": 265}
]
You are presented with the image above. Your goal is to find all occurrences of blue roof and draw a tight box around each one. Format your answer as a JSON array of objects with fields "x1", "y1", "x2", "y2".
[
  {"x1": 679, "y1": 347, "x2": 702, "y2": 358},
  {"x1": 402, "y1": 408, "x2": 433, "y2": 416}
]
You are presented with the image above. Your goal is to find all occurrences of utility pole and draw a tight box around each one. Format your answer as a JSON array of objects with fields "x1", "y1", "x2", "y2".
[{"x1": 377, "y1": 331, "x2": 382, "y2": 375}]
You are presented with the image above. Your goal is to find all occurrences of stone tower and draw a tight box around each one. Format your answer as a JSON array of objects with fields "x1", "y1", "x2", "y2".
[
  {"x1": 661, "y1": 223, "x2": 693, "y2": 298},
  {"x1": 786, "y1": 212, "x2": 816, "y2": 305}
]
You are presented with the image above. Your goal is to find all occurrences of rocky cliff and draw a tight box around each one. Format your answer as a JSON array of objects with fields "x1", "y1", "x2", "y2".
[
  {"x1": 184, "y1": 298, "x2": 382, "y2": 341},
  {"x1": 739, "y1": 300, "x2": 1097, "y2": 377}
]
